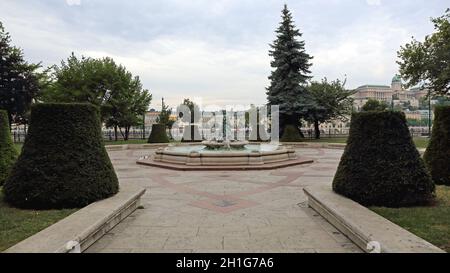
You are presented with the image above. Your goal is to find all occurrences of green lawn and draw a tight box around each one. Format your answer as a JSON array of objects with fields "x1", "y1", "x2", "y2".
[
  {"x1": 0, "y1": 188, "x2": 77, "y2": 252},
  {"x1": 103, "y1": 139, "x2": 148, "y2": 145},
  {"x1": 303, "y1": 137, "x2": 429, "y2": 148},
  {"x1": 413, "y1": 138, "x2": 430, "y2": 149},
  {"x1": 14, "y1": 139, "x2": 148, "y2": 150},
  {"x1": 15, "y1": 137, "x2": 429, "y2": 149},
  {"x1": 371, "y1": 186, "x2": 450, "y2": 252},
  {"x1": 303, "y1": 137, "x2": 348, "y2": 143},
  {"x1": 14, "y1": 143, "x2": 22, "y2": 153}
]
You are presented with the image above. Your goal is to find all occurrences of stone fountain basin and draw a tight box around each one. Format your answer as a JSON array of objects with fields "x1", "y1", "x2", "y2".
[
  {"x1": 202, "y1": 140, "x2": 249, "y2": 149},
  {"x1": 152, "y1": 144, "x2": 297, "y2": 166}
]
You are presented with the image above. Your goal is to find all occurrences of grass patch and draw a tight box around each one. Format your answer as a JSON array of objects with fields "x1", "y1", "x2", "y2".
[
  {"x1": 103, "y1": 139, "x2": 148, "y2": 145},
  {"x1": 371, "y1": 186, "x2": 450, "y2": 252},
  {"x1": 413, "y1": 138, "x2": 430, "y2": 149},
  {"x1": 303, "y1": 137, "x2": 429, "y2": 148},
  {"x1": 14, "y1": 143, "x2": 22, "y2": 153},
  {"x1": 303, "y1": 137, "x2": 348, "y2": 143},
  {"x1": 0, "y1": 187, "x2": 77, "y2": 251},
  {"x1": 14, "y1": 137, "x2": 430, "y2": 148}
]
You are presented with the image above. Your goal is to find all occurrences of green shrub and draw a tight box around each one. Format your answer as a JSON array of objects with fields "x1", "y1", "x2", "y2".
[
  {"x1": 0, "y1": 110, "x2": 18, "y2": 186},
  {"x1": 280, "y1": 125, "x2": 303, "y2": 142},
  {"x1": 3, "y1": 103, "x2": 119, "y2": 209},
  {"x1": 332, "y1": 111, "x2": 435, "y2": 207},
  {"x1": 148, "y1": 124, "x2": 169, "y2": 143},
  {"x1": 424, "y1": 106, "x2": 450, "y2": 185}
]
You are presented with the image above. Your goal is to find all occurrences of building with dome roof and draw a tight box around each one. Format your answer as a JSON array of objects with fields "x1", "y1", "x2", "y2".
[{"x1": 352, "y1": 75, "x2": 428, "y2": 111}]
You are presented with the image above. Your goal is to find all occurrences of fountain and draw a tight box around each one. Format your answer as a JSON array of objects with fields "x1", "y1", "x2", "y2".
[
  {"x1": 201, "y1": 139, "x2": 248, "y2": 150},
  {"x1": 137, "y1": 141, "x2": 313, "y2": 170},
  {"x1": 137, "y1": 110, "x2": 313, "y2": 170}
]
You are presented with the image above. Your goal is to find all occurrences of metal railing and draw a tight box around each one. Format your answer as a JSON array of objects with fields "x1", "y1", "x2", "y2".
[{"x1": 11, "y1": 126, "x2": 431, "y2": 143}]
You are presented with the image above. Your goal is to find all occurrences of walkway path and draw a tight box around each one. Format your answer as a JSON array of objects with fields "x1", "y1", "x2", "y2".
[{"x1": 86, "y1": 148, "x2": 361, "y2": 253}]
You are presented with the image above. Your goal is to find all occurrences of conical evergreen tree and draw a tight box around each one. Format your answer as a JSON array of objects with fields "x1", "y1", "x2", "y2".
[
  {"x1": 266, "y1": 5, "x2": 313, "y2": 139},
  {"x1": 0, "y1": 110, "x2": 18, "y2": 185}
]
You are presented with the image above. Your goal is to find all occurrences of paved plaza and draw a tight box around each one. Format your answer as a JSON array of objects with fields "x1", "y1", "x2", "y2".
[{"x1": 86, "y1": 148, "x2": 361, "y2": 253}]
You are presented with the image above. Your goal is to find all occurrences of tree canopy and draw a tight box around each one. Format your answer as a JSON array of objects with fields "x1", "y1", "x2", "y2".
[
  {"x1": 0, "y1": 21, "x2": 43, "y2": 126},
  {"x1": 42, "y1": 53, "x2": 152, "y2": 140},
  {"x1": 305, "y1": 78, "x2": 354, "y2": 139},
  {"x1": 361, "y1": 98, "x2": 389, "y2": 112},
  {"x1": 398, "y1": 9, "x2": 450, "y2": 96}
]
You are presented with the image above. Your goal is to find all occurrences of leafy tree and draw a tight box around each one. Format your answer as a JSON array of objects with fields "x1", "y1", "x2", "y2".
[
  {"x1": 361, "y1": 99, "x2": 389, "y2": 112},
  {"x1": 42, "y1": 54, "x2": 152, "y2": 140},
  {"x1": 398, "y1": 9, "x2": 450, "y2": 96},
  {"x1": 158, "y1": 98, "x2": 173, "y2": 127},
  {"x1": 0, "y1": 21, "x2": 43, "y2": 127},
  {"x1": 266, "y1": 4, "x2": 313, "y2": 138},
  {"x1": 104, "y1": 73, "x2": 151, "y2": 141},
  {"x1": 42, "y1": 54, "x2": 118, "y2": 112},
  {"x1": 305, "y1": 78, "x2": 354, "y2": 139},
  {"x1": 157, "y1": 98, "x2": 174, "y2": 139}
]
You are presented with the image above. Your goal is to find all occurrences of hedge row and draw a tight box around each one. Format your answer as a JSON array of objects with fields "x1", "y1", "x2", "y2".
[
  {"x1": 3, "y1": 103, "x2": 119, "y2": 209},
  {"x1": 148, "y1": 124, "x2": 170, "y2": 143},
  {"x1": 424, "y1": 106, "x2": 450, "y2": 185},
  {"x1": 0, "y1": 110, "x2": 18, "y2": 186},
  {"x1": 280, "y1": 125, "x2": 303, "y2": 142},
  {"x1": 332, "y1": 111, "x2": 435, "y2": 207}
]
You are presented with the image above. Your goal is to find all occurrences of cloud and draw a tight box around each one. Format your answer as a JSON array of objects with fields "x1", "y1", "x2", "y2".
[
  {"x1": 66, "y1": 0, "x2": 81, "y2": 6},
  {"x1": 366, "y1": 0, "x2": 381, "y2": 6},
  {"x1": 0, "y1": 0, "x2": 447, "y2": 109}
]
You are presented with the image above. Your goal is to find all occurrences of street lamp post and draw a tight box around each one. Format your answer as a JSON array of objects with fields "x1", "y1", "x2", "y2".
[
  {"x1": 142, "y1": 112, "x2": 146, "y2": 140},
  {"x1": 428, "y1": 88, "x2": 432, "y2": 138},
  {"x1": 391, "y1": 95, "x2": 394, "y2": 110}
]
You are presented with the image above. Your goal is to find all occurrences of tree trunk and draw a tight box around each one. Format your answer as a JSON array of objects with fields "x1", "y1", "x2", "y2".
[
  {"x1": 114, "y1": 125, "x2": 118, "y2": 141},
  {"x1": 8, "y1": 112, "x2": 13, "y2": 132},
  {"x1": 314, "y1": 119, "x2": 320, "y2": 139},
  {"x1": 118, "y1": 127, "x2": 125, "y2": 140},
  {"x1": 124, "y1": 126, "x2": 130, "y2": 141}
]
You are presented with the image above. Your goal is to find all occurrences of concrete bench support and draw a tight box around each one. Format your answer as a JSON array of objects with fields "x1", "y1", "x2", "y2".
[
  {"x1": 4, "y1": 186, "x2": 146, "y2": 253},
  {"x1": 303, "y1": 185, "x2": 444, "y2": 253}
]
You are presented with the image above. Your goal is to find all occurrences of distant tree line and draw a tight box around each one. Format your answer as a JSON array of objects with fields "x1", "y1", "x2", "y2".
[{"x1": 0, "y1": 21, "x2": 152, "y2": 141}]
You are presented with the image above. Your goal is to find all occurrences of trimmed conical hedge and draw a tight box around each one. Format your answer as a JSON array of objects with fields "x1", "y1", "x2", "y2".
[
  {"x1": 148, "y1": 124, "x2": 169, "y2": 143},
  {"x1": 424, "y1": 106, "x2": 450, "y2": 185},
  {"x1": 332, "y1": 111, "x2": 435, "y2": 207},
  {"x1": 0, "y1": 110, "x2": 18, "y2": 186},
  {"x1": 280, "y1": 125, "x2": 303, "y2": 142},
  {"x1": 3, "y1": 103, "x2": 119, "y2": 209}
]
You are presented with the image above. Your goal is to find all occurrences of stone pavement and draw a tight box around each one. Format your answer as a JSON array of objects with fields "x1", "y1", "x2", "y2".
[{"x1": 86, "y1": 148, "x2": 361, "y2": 253}]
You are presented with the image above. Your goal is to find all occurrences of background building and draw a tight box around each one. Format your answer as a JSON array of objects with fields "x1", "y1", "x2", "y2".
[{"x1": 352, "y1": 75, "x2": 429, "y2": 111}]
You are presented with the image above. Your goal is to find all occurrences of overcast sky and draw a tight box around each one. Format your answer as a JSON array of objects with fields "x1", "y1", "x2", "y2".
[{"x1": 0, "y1": 0, "x2": 447, "y2": 109}]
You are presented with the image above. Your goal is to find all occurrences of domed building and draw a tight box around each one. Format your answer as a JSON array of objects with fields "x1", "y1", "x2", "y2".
[{"x1": 352, "y1": 75, "x2": 428, "y2": 111}]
